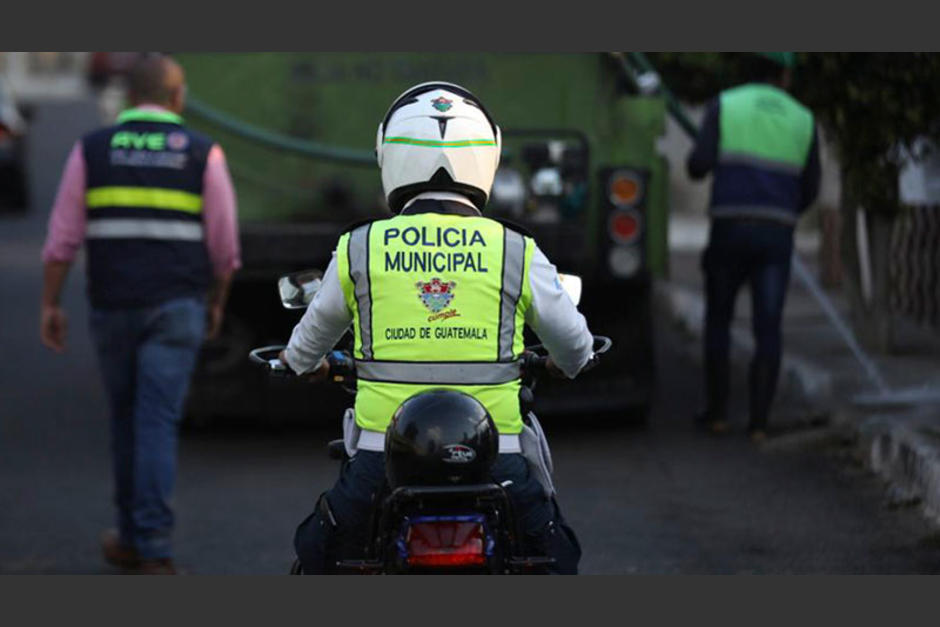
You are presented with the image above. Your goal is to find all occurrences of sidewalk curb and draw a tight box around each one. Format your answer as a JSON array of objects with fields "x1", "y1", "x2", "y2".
[
  {"x1": 653, "y1": 281, "x2": 834, "y2": 413},
  {"x1": 655, "y1": 279, "x2": 940, "y2": 528},
  {"x1": 832, "y1": 408, "x2": 940, "y2": 526}
]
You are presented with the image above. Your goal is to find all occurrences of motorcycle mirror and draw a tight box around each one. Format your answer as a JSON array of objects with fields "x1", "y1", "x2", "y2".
[
  {"x1": 278, "y1": 269, "x2": 324, "y2": 310},
  {"x1": 557, "y1": 273, "x2": 582, "y2": 305}
]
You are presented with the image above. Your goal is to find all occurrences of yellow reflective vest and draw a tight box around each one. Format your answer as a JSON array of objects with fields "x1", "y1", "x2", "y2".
[{"x1": 337, "y1": 212, "x2": 534, "y2": 434}]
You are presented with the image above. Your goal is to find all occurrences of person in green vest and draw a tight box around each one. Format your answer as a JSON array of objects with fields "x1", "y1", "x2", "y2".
[
  {"x1": 280, "y1": 82, "x2": 595, "y2": 573},
  {"x1": 687, "y1": 53, "x2": 821, "y2": 441}
]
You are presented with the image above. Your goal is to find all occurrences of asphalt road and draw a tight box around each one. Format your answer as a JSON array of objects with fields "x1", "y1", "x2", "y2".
[{"x1": 2, "y1": 101, "x2": 940, "y2": 574}]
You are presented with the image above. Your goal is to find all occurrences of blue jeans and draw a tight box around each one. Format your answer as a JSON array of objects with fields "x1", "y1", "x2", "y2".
[
  {"x1": 702, "y1": 219, "x2": 793, "y2": 429},
  {"x1": 294, "y1": 451, "x2": 582, "y2": 574},
  {"x1": 90, "y1": 297, "x2": 206, "y2": 559}
]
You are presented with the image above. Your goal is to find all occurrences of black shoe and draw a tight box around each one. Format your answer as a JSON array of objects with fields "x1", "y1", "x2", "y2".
[
  {"x1": 748, "y1": 360, "x2": 780, "y2": 435},
  {"x1": 701, "y1": 357, "x2": 730, "y2": 435}
]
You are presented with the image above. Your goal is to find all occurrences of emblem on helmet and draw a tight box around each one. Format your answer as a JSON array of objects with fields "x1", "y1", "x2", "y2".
[
  {"x1": 416, "y1": 278, "x2": 456, "y2": 313},
  {"x1": 442, "y1": 444, "x2": 476, "y2": 464},
  {"x1": 431, "y1": 96, "x2": 453, "y2": 112}
]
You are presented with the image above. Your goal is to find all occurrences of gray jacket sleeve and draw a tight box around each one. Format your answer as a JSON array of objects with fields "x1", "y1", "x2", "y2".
[
  {"x1": 283, "y1": 253, "x2": 353, "y2": 375},
  {"x1": 524, "y1": 244, "x2": 594, "y2": 378}
]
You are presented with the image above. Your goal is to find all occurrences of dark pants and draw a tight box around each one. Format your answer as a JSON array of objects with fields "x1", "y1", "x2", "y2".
[
  {"x1": 702, "y1": 219, "x2": 793, "y2": 431},
  {"x1": 90, "y1": 297, "x2": 206, "y2": 559},
  {"x1": 295, "y1": 451, "x2": 582, "y2": 574}
]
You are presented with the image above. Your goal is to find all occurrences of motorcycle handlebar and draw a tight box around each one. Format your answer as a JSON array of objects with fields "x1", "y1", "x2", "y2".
[
  {"x1": 250, "y1": 335, "x2": 612, "y2": 381},
  {"x1": 522, "y1": 335, "x2": 613, "y2": 378},
  {"x1": 326, "y1": 350, "x2": 356, "y2": 380},
  {"x1": 248, "y1": 346, "x2": 357, "y2": 381},
  {"x1": 248, "y1": 345, "x2": 291, "y2": 375}
]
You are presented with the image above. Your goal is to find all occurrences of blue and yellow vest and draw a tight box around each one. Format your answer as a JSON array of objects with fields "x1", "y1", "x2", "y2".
[
  {"x1": 82, "y1": 108, "x2": 214, "y2": 308},
  {"x1": 710, "y1": 83, "x2": 815, "y2": 225}
]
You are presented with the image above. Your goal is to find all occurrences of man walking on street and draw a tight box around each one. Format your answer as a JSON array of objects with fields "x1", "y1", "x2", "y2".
[
  {"x1": 40, "y1": 54, "x2": 241, "y2": 573},
  {"x1": 687, "y1": 53, "x2": 821, "y2": 441}
]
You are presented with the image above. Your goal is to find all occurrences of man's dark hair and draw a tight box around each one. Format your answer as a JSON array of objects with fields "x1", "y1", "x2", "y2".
[
  {"x1": 127, "y1": 53, "x2": 181, "y2": 105},
  {"x1": 741, "y1": 54, "x2": 787, "y2": 84}
]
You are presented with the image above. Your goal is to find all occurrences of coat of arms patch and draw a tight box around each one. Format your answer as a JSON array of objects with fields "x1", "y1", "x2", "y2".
[{"x1": 416, "y1": 277, "x2": 456, "y2": 313}]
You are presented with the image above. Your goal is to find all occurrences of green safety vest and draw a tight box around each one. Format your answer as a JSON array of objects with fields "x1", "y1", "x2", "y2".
[
  {"x1": 337, "y1": 212, "x2": 534, "y2": 434},
  {"x1": 719, "y1": 83, "x2": 814, "y2": 174},
  {"x1": 711, "y1": 83, "x2": 816, "y2": 224}
]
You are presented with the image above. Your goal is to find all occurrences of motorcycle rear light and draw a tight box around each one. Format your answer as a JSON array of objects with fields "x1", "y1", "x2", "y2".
[
  {"x1": 408, "y1": 551, "x2": 486, "y2": 567},
  {"x1": 405, "y1": 520, "x2": 486, "y2": 567},
  {"x1": 608, "y1": 209, "x2": 641, "y2": 244}
]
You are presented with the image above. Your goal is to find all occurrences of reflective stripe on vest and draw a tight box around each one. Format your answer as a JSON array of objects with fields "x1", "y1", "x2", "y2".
[
  {"x1": 86, "y1": 219, "x2": 204, "y2": 241},
  {"x1": 356, "y1": 359, "x2": 522, "y2": 385},
  {"x1": 338, "y1": 214, "x2": 533, "y2": 434},
  {"x1": 498, "y1": 229, "x2": 526, "y2": 361},
  {"x1": 709, "y1": 205, "x2": 800, "y2": 226},
  {"x1": 347, "y1": 224, "x2": 374, "y2": 359},
  {"x1": 86, "y1": 186, "x2": 204, "y2": 214},
  {"x1": 716, "y1": 152, "x2": 803, "y2": 177}
]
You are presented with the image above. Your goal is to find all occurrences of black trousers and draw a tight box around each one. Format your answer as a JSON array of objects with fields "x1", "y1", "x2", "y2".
[
  {"x1": 294, "y1": 451, "x2": 581, "y2": 574},
  {"x1": 702, "y1": 219, "x2": 794, "y2": 431}
]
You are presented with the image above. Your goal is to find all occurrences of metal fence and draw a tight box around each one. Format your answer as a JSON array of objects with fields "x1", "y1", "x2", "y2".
[{"x1": 890, "y1": 205, "x2": 940, "y2": 330}]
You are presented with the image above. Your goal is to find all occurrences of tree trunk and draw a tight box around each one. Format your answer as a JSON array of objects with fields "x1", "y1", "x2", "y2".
[
  {"x1": 840, "y1": 170, "x2": 895, "y2": 354},
  {"x1": 819, "y1": 208, "x2": 843, "y2": 288}
]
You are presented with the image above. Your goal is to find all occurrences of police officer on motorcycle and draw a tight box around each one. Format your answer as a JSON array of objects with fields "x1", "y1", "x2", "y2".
[{"x1": 280, "y1": 82, "x2": 595, "y2": 574}]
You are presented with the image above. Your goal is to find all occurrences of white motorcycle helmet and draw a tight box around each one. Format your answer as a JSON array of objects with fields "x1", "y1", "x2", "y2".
[{"x1": 376, "y1": 81, "x2": 502, "y2": 213}]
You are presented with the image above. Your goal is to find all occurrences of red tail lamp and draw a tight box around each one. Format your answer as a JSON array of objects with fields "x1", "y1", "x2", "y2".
[{"x1": 406, "y1": 521, "x2": 486, "y2": 567}]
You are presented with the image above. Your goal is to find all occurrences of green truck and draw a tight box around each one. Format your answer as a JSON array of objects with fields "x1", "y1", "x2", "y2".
[{"x1": 177, "y1": 53, "x2": 669, "y2": 424}]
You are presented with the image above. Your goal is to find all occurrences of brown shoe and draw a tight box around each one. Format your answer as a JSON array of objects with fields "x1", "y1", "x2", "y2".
[
  {"x1": 100, "y1": 529, "x2": 141, "y2": 569},
  {"x1": 707, "y1": 420, "x2": 731, "y2": 435},
  {"x1": 749, "y1": 429, "x2": 768, "y2": 443},
  {"x1": 136, "y1": 559, "x2": 179, "y2": 575}
]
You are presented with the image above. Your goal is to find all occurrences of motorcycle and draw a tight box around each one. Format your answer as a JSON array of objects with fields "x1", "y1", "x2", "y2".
[{"x1": 249, "y1": 270, "x2": 611, "y2": 574}]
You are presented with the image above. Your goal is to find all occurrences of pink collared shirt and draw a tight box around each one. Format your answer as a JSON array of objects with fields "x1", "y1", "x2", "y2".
[{"x1": 41, "y1": 107, "x2": 242, "y2": 278}]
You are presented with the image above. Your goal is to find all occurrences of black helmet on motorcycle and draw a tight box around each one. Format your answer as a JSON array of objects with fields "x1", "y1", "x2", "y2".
[{"x1": 385, "y1": 389, "x2": 498, "y2": 488}]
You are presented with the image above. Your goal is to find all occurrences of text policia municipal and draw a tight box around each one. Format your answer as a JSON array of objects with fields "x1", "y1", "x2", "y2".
[{"x1": 384, "y1": 226, "x2": 489, "y2": 273}]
